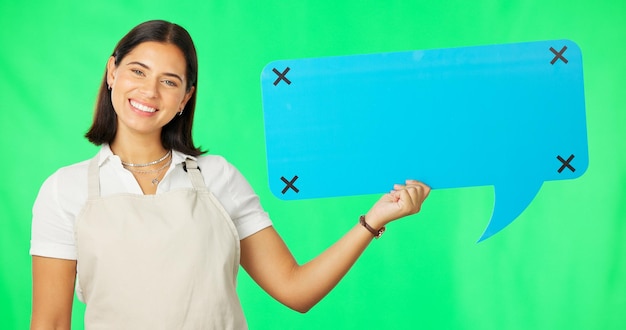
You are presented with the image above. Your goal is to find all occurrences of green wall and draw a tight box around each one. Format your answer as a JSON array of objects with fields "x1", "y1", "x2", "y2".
[{"x1": 1, "y1": 1, "x2": 624, "y2": 329}]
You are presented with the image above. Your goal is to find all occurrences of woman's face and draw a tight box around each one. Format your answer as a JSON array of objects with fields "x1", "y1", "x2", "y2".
[{"x1": 106, "y1": 41, "x2": 194, "y2": 139}]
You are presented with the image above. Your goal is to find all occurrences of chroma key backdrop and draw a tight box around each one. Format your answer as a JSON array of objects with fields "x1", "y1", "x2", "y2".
[{"x1": 1, "y1": 1, "x2": 624, "y2": 329}]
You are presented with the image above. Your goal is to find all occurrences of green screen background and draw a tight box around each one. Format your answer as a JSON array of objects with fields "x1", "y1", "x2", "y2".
[{"x1": 1, "y1": 1, "x2": 624, "y2": 329}]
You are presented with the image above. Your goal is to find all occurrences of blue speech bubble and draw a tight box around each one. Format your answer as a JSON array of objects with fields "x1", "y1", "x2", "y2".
[{"x1": 261, "y1": 40, "x2": 588, "y2": 241}]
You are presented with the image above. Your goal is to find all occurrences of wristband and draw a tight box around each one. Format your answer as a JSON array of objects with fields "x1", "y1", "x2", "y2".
[{"x1": 359, "y1": 215, "x2": 385, "y2": 239}]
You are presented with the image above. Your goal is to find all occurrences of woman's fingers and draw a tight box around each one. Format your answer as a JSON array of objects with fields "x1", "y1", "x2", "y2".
[{"x1": 398, "y1": 181, "x2": 431, "y2": 214}]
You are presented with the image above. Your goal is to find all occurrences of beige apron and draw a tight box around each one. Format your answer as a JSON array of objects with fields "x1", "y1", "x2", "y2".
[{"x1": 75, "y1": 156, "x2": 247, "y2": 329}]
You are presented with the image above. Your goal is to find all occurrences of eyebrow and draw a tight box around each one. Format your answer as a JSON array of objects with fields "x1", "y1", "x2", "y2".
[{"x1": 127, "y1": 61, "x2": 184, "y2": 83}]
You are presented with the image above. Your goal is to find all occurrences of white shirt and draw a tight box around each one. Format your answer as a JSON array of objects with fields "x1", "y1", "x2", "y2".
[{"x1": 30, "y1": 145, "x2": 272, "y2": 260}]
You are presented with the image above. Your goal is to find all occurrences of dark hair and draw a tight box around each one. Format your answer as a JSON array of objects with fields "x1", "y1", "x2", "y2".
[{"x1": 85, "y1": 20, "x2": 204, "y2": 156}]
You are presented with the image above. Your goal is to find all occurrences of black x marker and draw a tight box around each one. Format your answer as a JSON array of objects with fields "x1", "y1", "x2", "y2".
[
  {"x1": 281, "y1": 175, "x2": 299, "y2": 194},
  {"x1": 557, "y1": 154, "x2": 576, "y2": 173},
  {"x1": 273, "y1": 67, "x2": 292, "y2": 86},
  {"x1": 550, "y1": 46, "x2": 568, "y2": 65}
]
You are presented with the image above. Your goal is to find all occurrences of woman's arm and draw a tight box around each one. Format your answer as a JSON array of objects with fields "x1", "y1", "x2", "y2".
[
  {"x1": 240, "y1": 180, "x2": 430, "y2": 313},
  {"x1": 31, "y1": 256, "x2": 77, "y2": 330}
]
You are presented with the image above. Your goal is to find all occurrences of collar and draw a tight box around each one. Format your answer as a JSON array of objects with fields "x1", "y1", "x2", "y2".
[{"x1": 171, "y1": 149, "x2": 197, "y2": 165}]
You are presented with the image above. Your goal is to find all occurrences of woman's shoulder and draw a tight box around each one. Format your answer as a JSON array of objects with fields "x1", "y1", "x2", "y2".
[
  {"x1": 37, "y1": 158, "x2": 92, "y2": 206},
  {"x1": 54, "y1": 158, "x2": 91, "y2": 178},
  {"x1": 195, "y1": 153, "x2": 228, "y2": 164},
  {"x1": 46, "y1": 146, "x2": 108, "y2": 184},
  {"x1": 193, "y1": 153, "x2": 234, "y2": 174},
  {"x1": 191, "y1": 154, "x2": 251, "y2": 191}
]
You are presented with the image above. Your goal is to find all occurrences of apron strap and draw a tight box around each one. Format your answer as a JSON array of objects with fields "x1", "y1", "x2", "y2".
[
  {"x1": 87, "y1": 155, "x2": 100, "y2": 199},
  {"x1": 182, "y1": 159, "x2": 206, "y2": 191}
]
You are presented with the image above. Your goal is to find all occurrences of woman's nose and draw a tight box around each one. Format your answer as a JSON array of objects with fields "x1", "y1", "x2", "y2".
[{"x1": 139, "y1": 78, "x2": 158, "y2": 97}]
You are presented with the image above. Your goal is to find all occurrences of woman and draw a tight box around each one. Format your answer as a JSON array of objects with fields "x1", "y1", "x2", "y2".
[{"x1": 30, "y1": 20, "x2": 430, "y2": 329}]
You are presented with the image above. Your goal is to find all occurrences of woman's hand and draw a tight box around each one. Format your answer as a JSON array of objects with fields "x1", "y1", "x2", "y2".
[{"x1": 364, "y1": 179, "x2": 431, "y2": 230}]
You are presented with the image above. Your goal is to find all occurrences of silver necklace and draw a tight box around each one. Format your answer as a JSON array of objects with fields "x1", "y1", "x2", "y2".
[
  {"x1": 123, "y1": 159, "x2": 171, "y2": 174},
  {"x1": 124, "y1": 158, "x2": 172, "y2": 185},
  {"x1": 121, "y1": 150, "x2": 172, "y2": 167}
]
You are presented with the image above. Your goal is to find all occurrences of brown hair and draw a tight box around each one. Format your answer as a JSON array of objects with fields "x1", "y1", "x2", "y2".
[{"x1": 85, "y1": 20, "x2": 204, "y2": 156}]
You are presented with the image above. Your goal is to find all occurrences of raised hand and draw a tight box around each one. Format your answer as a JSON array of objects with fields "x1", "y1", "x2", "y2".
[{"x1": 364, "y1": 180, "x2": 431, "y2": 230}]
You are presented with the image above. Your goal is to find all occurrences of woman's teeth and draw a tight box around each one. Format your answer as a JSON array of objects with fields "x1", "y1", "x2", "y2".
[{"x1": 130, "y1": 100, "x2": 157, "y2": 113}]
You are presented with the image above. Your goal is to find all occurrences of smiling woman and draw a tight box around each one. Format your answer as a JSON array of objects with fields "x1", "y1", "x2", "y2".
[
  {"x1": 29, "y1": 20, "x2": 430, "y2": 329},
  {"x1": 106, "y1": 42, "x2": 195, "y2": 161},
  {"x1": 85, "y1": 20, "x2": 200, "y2": 159}
]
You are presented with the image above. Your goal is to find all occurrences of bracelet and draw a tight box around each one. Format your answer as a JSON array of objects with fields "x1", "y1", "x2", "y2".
[{"x1": 359, "y1": 215, "x2": 385, "y2": 239}]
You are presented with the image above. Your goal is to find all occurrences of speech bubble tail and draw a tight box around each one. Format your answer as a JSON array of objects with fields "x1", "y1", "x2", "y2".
[{"x1": 477, "y1": 181, "x2": 544, "y2": 243}]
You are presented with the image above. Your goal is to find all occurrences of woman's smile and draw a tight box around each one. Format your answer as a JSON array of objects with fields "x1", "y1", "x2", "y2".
[{"x1": 129, "y1": 99, "x2": 158, "y2": 114}]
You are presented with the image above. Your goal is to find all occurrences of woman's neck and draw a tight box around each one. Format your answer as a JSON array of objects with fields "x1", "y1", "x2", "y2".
[{"x1": 110, "y1": 134, "x2": 168, "y2": 165}]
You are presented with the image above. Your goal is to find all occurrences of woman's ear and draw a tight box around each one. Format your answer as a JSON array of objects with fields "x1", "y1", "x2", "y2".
[
  {"x1": 106, "y1": 56, "x2": 117, "y2": 88},
  {"x1": 181, "y1": 85, "x2": 195, "y2": 109}
]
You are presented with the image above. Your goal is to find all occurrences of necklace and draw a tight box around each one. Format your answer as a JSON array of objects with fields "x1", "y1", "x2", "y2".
[
  {"x1": 123, "y1": 159, "x2": 172, "y2": 174},
  {"x1": 124, "y1": 158, "x2": 172, "y2": 185},
  {"x1": 121, "y1": 150, "x2": 172, "y2": 167}
]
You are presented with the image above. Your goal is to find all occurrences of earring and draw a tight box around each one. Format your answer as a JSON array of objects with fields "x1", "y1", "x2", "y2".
[
  {"x1": 178, "y1": 109, "x2": 184, "y2": 116},
  {"x1": 107, "y1": 84, "x2": 112, "y2": 91}
]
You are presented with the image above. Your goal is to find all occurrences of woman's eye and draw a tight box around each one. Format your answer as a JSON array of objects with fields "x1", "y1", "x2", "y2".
[
  {"x1": 131, "y1": 69, "x2": 144, "y2": 76},
  {"x1": 163, "y1": 80, "x2": 178, "y2": 87}
]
